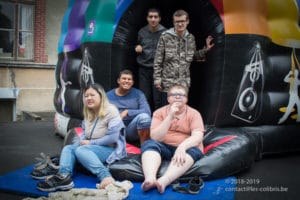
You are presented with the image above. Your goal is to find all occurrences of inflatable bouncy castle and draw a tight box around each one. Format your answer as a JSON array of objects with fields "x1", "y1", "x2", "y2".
[{"x1": 54, "y1": 0, "x2": 300, "y2": 181}]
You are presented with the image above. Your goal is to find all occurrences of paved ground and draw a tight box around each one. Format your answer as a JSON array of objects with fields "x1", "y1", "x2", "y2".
[
  {"x1": 0, "y1": 117, "x2": 299, "y2": 200},
  {"x1": 0, "y1": 118, "x2": 62, "y2": 200}
]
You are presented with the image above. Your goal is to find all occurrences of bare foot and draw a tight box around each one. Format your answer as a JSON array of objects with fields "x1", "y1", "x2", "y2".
[
  {"x1": 156, "y1": 177, "x2": 170, "y2": 194},
  {"x1": 141, "y1": 179, "x2": 156, "y2": 192},
  {"x1": 97, "y1": 177, "x2": 115, "y2": 189},
  {"x1": 155, "y1": 180, "x2": 166, "y2": 194}
]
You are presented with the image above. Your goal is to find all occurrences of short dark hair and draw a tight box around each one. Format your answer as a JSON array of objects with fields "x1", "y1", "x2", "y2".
[
  {"x1": 173, "y1": 9, "x2": 189, "y2": 20},
  {"x1": 148, "y1": 8, "x2": 161, "y2": 17},
  {"x1": 118, "y1": 69, "x2": 134, "y2": 79}
]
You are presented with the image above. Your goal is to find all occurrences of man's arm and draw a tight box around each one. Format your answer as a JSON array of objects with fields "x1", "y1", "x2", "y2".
[
  {"x1": 153, "y1": 36, "x2": 165, "y2": 90},
  {"x1": 172, "y1": 129, "x2": 204, "y2": 166},
  {"x1": 195, "y1": 35, "x2": 214, "y2": 62},
  {"x1": 172, "y1": 108, "x2": 205, "y2": 165},
  {"x1": 150, "y1": 112, "x2": 173, "y2": 142},
  {"x1": 126, "y1": 91, "x2": 151, "y2": 117},
  {"x1": 151, "y1": 103, "x2": 178, "y2": 141},
  {"x1": 177, "y1": 129, "x2": 204, "y2": 151}
]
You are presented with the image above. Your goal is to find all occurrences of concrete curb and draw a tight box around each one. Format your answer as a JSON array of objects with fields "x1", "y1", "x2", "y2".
[{"x1": 22, "y1": 111, "x2": 42, "y2": 121}]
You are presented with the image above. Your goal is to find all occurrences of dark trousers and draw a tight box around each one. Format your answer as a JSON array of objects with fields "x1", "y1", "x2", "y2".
[{"x1": 139, "y1": 66, "x2": 165, "y2": 112}]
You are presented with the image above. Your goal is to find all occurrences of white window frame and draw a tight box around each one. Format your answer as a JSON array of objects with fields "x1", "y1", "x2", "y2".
[{"x1": 0, "y1": 0, "x2": 35, "y2": 61}]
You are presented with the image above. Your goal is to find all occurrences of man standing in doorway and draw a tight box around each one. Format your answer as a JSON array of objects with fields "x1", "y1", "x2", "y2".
[
  {"x1": 135, "y1": 8, "x2": 166, "y2": 112},
  {"x1": 153, "y1": 9, "x2": 214, "y2": 106}
]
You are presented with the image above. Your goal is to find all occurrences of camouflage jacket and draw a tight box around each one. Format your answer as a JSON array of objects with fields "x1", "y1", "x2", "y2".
[{"x1": 153, "y1": 28, "x2": 207, "y2": 92}]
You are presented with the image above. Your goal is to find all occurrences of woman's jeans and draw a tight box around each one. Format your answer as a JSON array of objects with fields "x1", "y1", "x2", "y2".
[{"x1": 59, "y1": 144, "x2": 114, "y2": 181}]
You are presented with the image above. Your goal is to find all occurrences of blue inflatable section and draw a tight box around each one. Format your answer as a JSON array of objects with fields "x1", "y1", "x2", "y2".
[{"x1": 115, "y1": 0, "x2": 133, "y2": 32}]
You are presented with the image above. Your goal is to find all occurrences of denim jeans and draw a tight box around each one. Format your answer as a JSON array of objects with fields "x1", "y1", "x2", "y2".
[
  {"x1": 59, "y1": 144, "x2": 114, "y2": 181},
  {"x1": 141, "y1": 139, "x2": 203, "y2": 162},
  {"x1": 125, "y1": 113, "x2": 151, "y2": 143}
]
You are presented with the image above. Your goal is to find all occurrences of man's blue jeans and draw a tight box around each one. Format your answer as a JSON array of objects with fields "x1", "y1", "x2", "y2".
[{"x1": 125, "y1": 113, "x2": 151, "y2": 143}]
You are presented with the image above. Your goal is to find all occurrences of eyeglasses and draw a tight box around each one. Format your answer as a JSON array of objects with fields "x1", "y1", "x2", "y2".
[
  {"x1": 168, "y1": 93, "x2": 186, "y2": 98},
  {"x1": 174, "y1": 20, "x2": 187, "y2": 25}
]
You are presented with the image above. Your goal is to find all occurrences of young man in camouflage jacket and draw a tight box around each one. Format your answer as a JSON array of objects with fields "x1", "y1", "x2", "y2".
[{"x1": 153, "y1": 9, "x2": 214, "y2": 105}]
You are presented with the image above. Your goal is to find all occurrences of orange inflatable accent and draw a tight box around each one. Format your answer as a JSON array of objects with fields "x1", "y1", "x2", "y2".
[
  {"x1": 223, "y1": 0, "x2": 269, "y2": 36},
  {"x1": 223, "y1": 0, "x2": 300, "y2": 48}
]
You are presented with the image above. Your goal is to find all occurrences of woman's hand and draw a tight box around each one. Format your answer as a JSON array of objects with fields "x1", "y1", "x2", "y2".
[
  {"x1": 120, "y1": 109, "x2": 128, "y2": 119},
  {"x1": 80, "y1": 140, "x2": 90, "y2": 145}
]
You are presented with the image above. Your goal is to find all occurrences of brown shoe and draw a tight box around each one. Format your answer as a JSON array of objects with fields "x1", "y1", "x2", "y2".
[{"x1": 137, "y1": 129, "x2": 150, "y2": 145}]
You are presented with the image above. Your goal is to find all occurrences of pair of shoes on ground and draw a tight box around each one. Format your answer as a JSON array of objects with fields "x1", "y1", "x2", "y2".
[
  {"x1": 172, "y1": 176, "x2": 204, "y2": 194},
  {"x1": 31, "y1": 153, "x2": 74, "y2": 192},
  {"x1": 34, "y1": 153, "x2": 59, "y2": 170},
  {"x1": 37, "y1": 174, "x2": 74, "y2": 192},
  {"x1": 31, "y1": 153, "x2": 60, "y2": 180}
]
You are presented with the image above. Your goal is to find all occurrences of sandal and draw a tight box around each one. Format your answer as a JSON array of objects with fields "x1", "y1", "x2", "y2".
[
  {"x1": 172, "y1": 176, "x2": 204, "y2": 194},
  {"x1": 188, "y1": 176, "x2": 204, "y2": 194}
]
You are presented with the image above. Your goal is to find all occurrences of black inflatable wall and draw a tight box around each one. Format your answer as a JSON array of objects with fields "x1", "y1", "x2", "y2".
[{"x1": 55, "y1": 0, "x2": 300, "y2": 181}]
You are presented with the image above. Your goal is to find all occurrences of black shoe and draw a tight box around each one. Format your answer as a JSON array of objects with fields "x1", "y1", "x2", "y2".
[
  {"x1": 37, "y1": 174, "x2": 74, "y2": 192},
  {"x1": 31, "y1": 162, "x2": 59, "y2": 180}
]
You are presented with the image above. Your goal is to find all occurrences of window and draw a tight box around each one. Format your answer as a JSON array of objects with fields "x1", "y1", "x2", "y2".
[{"x1": 0, "y1": 1, "x2": 34, "y2": 61}]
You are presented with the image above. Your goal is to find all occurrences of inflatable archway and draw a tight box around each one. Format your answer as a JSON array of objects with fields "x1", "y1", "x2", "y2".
[{"x1": 54, "y1": 0, "x2": 300, "y2": 181}]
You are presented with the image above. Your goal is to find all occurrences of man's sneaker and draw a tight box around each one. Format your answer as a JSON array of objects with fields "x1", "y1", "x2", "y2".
[
  {"x1": 31, "y1": 162, "x2": 59, "y2": 180},
  {"x1": 36, "y1": 174, "x2": 74, "y2": 192}
]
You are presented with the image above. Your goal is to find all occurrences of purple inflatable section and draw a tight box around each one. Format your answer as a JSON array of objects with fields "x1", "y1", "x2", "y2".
[{"x1": 63, "y1": 0, "x2": 90, "y2": 52}]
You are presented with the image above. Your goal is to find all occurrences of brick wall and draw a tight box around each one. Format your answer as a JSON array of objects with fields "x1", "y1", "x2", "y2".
[{"x1": 34, "y1": 0, "x2": 48, "y2": 63}]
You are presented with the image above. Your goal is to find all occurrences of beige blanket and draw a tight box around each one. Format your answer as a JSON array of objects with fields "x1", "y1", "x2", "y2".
[{"x1": 23, "y1": 180, "x2": 133, "y2": 200}]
